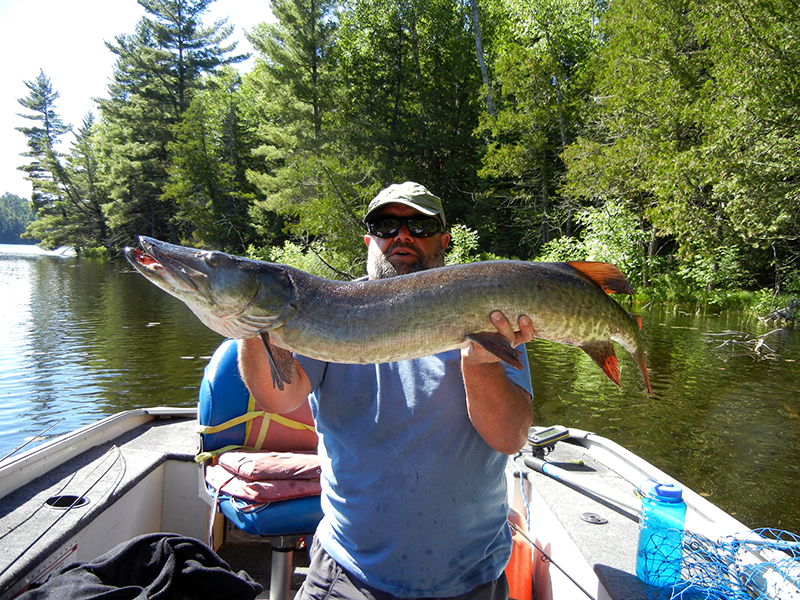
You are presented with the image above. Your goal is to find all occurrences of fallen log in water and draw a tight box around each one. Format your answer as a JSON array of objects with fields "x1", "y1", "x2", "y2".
[
  {"x1": 702, "y1": 329, "x2": 783, "y2": 361},
  {"x1": 759, "y1": 298, "x2": 798, "y2": 328}
]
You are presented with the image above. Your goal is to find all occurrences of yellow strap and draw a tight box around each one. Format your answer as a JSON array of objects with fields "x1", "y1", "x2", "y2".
[
  {"x1": 197, "y1": 393, "x2": 316, "y2": 459},
  {"x1": 272, "y1": 414, "x2": 315, "y2": 432},
  {"x1": 253, "y1": 412, "x2": 270, "y2": 449},
  {"x1": 196, "y1": 411, "x2": 263, "y2": 435},
  {"x1": 195, "y1": 444, "x2": 247, "y2": 463}
]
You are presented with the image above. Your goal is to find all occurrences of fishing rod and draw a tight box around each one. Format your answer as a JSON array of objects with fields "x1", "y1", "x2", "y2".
[
  {"x1": 0, "y1": 419, "x2": 64, "y2": 463},
  {"x1": 0, "y1": 445, "x2": 125, "y2": 593},
  {"x1": 507, "y1": 520, "x2": 597, "y2": 600},
  {"x1": 522, "y1": 454, "x2": 641, "y2": 515}
]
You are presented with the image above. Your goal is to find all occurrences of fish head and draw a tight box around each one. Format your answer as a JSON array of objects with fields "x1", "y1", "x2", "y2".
[{"x1": 124, "y1": 236, "x2": 296, "y2": 339}]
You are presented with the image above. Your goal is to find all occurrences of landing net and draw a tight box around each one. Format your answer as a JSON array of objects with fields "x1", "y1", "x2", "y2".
[{"x1": 646, "y1": 528, "x2": 800, "y2": 600}]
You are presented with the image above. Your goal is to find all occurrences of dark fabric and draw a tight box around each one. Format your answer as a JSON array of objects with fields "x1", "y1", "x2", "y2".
[
  {"x1": 297, "y1": 536, "x2": 509, "y2": 600},
  {"x1": 18, "y1": 533, "x2": 262, "y2": 600}
]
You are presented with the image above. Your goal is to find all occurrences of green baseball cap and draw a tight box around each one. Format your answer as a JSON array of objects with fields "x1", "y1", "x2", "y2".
[{"x1": 363, "y1": 182, "x2": 446, "y2": 229}]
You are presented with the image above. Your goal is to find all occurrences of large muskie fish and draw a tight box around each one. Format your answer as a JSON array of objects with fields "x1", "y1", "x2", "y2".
[{"x1": 125, "y1": 236, "x2": 651, "y2": 392}]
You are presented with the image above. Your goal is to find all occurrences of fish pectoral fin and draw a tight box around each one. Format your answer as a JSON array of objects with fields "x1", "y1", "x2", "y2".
[
  {"x1": 465, "y1": 332, "x2": 524, "y2": 370},
  {"x1": 260, "y1": 332, "x2": 296, "y2": 391},
  {"x1": 580, "y1": 341, "x2": 621, "y2": 387}
]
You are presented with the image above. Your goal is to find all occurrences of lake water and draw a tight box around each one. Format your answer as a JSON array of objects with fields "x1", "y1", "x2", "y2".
[{"x1": 1, "y1": 246, "x2": 799, "y2": 534}]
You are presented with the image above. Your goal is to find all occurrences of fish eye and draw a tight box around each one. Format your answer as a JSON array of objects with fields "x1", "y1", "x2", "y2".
[{"x1": 202, "y1": 252, "x2": 219, "y2": 267}]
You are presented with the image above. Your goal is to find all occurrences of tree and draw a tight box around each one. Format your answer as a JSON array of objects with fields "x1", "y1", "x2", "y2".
[
  {"x1": 163, "y1": 68, "x2": 260, "y2": 252},
  {"x1": 98, "y1": 0, "x2": 247, "y2": 245},
  {"x1": 24, "y1": 113, "x2": 111, "y2": 251},
  {"x1": 469, "y1": 0, "x2": 495, "y2": 116},
  {"x1": 247, "y1": 0, "x2": 338, "y2": 142},
  {"x1": 15, "y1": 70, "x2": 71, "y2": 214},
  {"x1": 477, "y1": 0, "x2": 607, "y2": 258},
  {"x1": 329, "y1": 0, "x2": 488, "y2": 227},
  {"x1": 561, "y1": 0, "x2": 800, "y2": 292},
  {"x1": 696, "y1": 0, "x2": 800, "y2": 292},
  {"x1": 244, "y1": 0, "x2": 367, "y2": 262},
  {"x1": 0, "y1": 193, "x2": 35, "y2": 244}
]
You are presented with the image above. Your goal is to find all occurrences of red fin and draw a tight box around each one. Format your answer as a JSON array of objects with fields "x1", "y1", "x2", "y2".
[
  {"x1": 579, "y1": 341, "x2": 621, "y2": 387},
  {"x1": 635, "y1": 315, "x2": 643, "y2": 330},
  {"x1": 567, "y1": 261, "x2": 635, "y2": 295},
  {"x1": 466, "y1": 332, "x2": 524, "y2": 369}
]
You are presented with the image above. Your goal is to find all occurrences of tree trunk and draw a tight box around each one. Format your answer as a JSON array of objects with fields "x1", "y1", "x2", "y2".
[{"x1": 469, "y1": 0, "x2": 495, "y2": 116}]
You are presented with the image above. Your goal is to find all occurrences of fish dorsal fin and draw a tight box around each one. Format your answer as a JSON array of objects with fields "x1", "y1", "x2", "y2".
[{"x1": 566, "y1": 261, "x2": 634, "y2": 295}]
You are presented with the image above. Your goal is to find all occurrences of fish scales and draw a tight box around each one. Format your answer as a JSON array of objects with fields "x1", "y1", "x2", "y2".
[
  {"x1": 124, "y1": 237, "x2": 651, "y2": 392},
  {"x1": 273, "y1": 262, "x2": 618, "y2": 360}
]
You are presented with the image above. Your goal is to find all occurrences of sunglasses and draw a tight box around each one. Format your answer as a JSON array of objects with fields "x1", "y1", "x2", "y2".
[{"x1": 366, "y1": 215, "x2": 443, "y2": 238}]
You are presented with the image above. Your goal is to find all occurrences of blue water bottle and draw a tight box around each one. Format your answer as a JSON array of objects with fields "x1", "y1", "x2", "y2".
[{"x1": 636, "y1": 479, "x2": 687, "y2": 588}]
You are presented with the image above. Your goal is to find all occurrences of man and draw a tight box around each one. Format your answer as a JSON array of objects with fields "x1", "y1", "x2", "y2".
[{"x1": 238, "y1": 182, "x2": 534, "y2": 600}]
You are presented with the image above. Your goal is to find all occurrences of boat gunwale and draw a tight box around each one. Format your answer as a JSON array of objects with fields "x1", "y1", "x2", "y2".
[{"x1": 0, "y1": 407, "x2": 196, "y2": 502}]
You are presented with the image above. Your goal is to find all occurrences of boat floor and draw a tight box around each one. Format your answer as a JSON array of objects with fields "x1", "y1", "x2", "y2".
[
  {"x1": 2, "y1": 411, "x2": 740, "y2": 600},
  {"x1": 512, "y1": 439, "x2": 646, "y2": 600},
  {"x1": 216, "y1": 529, "x2": 311, "y2": 599}
]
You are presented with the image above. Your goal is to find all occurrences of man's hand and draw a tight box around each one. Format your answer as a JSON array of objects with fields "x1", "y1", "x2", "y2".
[
  {"x1": 460, "y1": 311, "x2": 534, "y2": 454},
  {"x1": 462, "y1": 311, "x2": 535, "y2": 365}
]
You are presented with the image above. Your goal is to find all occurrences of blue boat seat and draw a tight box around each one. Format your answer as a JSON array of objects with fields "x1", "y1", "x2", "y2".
[{"x1": 197, "y1": 339, "x2": 322, "y2": 600}]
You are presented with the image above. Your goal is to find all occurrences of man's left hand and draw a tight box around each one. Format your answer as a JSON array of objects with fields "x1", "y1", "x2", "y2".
[{"x1": 462, "y1": 311, "x2": 535, "y2": 365}]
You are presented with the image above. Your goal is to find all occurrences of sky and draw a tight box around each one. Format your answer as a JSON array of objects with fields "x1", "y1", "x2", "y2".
[{"x1": 0, "y1": 0, "x2": 274, "y2": 199}]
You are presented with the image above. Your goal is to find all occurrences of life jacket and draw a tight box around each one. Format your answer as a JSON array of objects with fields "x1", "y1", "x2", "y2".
[{"x1": 196, "y1": 338, "x2": 320, "y2": 506}]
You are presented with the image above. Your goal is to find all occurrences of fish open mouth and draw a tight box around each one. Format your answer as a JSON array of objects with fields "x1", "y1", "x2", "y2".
[
  {"x1": 128, "y1": 247, "x2": 163, "y2": 270},
  {"x1": 124, "y1": 237, "x2": 206, "y2": 292}
]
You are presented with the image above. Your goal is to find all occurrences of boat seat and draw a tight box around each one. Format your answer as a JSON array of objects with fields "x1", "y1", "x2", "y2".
[{"x1": 197, "y1": 339, "x2": 323, "y2": 600}]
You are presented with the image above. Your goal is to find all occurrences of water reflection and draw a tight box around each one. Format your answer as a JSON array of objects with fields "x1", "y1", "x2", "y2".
[
  {"x1": 528, "y1": 308, "x2": 800, "y2": 532},
  {"x1": 1, "y1": 250, "x2": 798, "y2": 533},
  {"x1": 0, "y1": 252, "x2": 221, "y2": 455}
]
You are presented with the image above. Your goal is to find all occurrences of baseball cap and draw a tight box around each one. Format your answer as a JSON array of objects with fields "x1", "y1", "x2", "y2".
[{"x1": 363, "y1": 182, "x2": 446, "y2": 229}]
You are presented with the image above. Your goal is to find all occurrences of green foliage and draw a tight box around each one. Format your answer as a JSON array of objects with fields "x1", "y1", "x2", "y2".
[
  {"x1": 537, "y1": 200, "x2": 647, "y2": 282},
  {"x1": 163, "y1": 68, "x2": 260, "y2": 252},
  {"x1": 13, "y1": 0, "x2": 800, "y2": 308},
  {"x1": 332, "y1": 0, "x2": 485, "y2": 214},
  {"x1": 246, "y1": 240, "x2": 357, "y2": 279},
  {"x1": 81, "y1": 246, "x2": 111, "y2": 259},
  {"x1": 477, "y1": 0, "x2": 606, "y2": 257},
  {"x1": 0, "y1": 193, "x2": 35, "y2": 244},
  {"x1": 246, "y1": 0, "x2": 338, "y2": 142},
  {"x1": 23, "y1": 113, "x2": 112, "y2": 251},
  {"x1": 562, "y1": 0, "x2": 800, "y2": 295},
  {"x1": 445, "y1": 224, "x2": 504, "y2": 264},
  {"x1": 98, "y1": 0, "x2": 246, "y2": 244}
]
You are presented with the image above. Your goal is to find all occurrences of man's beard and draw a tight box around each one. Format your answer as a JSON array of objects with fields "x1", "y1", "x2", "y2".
[{"x1": 367, "y1": 242, "x2": 446, "y2": 279}]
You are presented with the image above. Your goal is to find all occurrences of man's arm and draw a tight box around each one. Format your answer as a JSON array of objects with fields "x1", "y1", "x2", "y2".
[
  {"x1": 237, "y1": 337, "x2": 313, "y2": 414},
  {"x1": 461, "y1": 312, "x2": 535, "y2": 455}
]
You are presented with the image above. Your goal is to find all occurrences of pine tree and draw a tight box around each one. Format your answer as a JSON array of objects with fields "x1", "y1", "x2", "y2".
[
  {"x1": 22, "y1": 113, "x2": 112, "y2": 251},
  {"x1": 15, "y1": 70, "x2": 70, "y2": 213},
  {"x1": 247, "y1": 0, "x2": 338, "y2": 142},
  {"x1": 98, "y1": 0, "x2": 247, "y2": 244},
  {"x1": 244, "y1": 0, "x2": 358, "y2": 257}
]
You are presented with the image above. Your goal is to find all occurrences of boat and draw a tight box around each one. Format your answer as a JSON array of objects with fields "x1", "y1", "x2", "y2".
[{"x1": 4, "y1": 404, "x2": 795, "y2": 600}]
